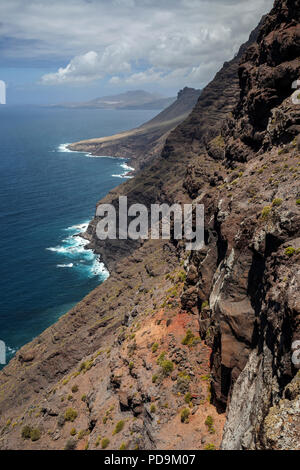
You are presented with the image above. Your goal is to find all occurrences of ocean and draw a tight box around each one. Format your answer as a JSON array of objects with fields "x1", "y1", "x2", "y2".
[{"x1": 0, "y1": 105, "x2": 157, "y2": 366}]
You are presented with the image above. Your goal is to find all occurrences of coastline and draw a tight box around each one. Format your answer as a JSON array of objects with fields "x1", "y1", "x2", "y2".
[{"x1": 62, "y1": 143, "x2": 135, "y2": 178}]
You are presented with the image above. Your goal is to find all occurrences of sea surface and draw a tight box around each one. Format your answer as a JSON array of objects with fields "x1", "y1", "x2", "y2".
[{"x1": 0, "y1": 105, "x2": 157, "y2": 366}]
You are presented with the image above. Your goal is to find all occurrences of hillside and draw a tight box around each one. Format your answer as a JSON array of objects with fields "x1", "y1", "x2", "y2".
[
  {"x1": 0, "y1": 0, "x2": 299, "y2": 451},
  {"x1": 68, "y1": 87, "x2": 201, "y2": 170}
]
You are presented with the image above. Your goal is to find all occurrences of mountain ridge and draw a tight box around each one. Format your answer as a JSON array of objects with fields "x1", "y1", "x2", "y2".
[{"x1": 54, "y1": 89, "x2": 175, "y2": 110}]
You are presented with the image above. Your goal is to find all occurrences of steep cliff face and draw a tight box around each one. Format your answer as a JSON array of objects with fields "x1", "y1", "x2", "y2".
[
  {"x1": 0, "y1": 0, "x2": 299, "y2": 451},
  {"x1": 181, "y1": 0, "x2": 300, "y2": 449}
]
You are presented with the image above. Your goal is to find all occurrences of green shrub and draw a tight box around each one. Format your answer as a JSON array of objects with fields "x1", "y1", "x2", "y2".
[
  {"x1": 201, "y1": 300, "x2": 209, "y2": 310},
  {"x1": 152, "y1": 342, "x2": 159, "y2": 353},
  {"x1": 181, "y1": 408, "x2": 190, "y2": 423},
  {"x1": 81, "y1": 394, "x2": 87, "y2": 402},
  {"x1": 129, "y1": 362, "x2": 134, "y2": 371},
  {"x1": 205, "y1": 415, "x2": 215, "y2": 433},
  {"x1": 160, "y1": 360, "x2": 174, "y2": 376},
  {"x1": 261, "y1": 206, "x2": 271, "y2": 219},
  {"x1": 30, "y1": 428, "x2": 41, "y2": 442},
  {"x1": 64, "y1": 439, "x2": 76, "y2": 450},
  {"x1": 177, "y1": 270, "x2": 186, "y2": 282},
  {"x1": 101, "y1": 437, "x2": 110, "y2": 449},
  {"x1": 204, "y1": 443, "x2": 216, "y2": 450},
  {"x1": 70, "y1": 428, "x2": 76, "y2": 436},
  {"x1": 272, "y1": 198, "x2": 283, "y2": 207},
  {"x1": 113, "y1": 420, "x2": 125, "y2": 435},
  {"x1": 21, "y1": 425, "x2": 32, "y2": 439},
  {"x1": 156, "y1": 352, "x2": 166, "y2": 365},
  {"x1": 119, "y1": 442, "x2": 127, "y2": 450},
  {"x1": 71, "y1": 384, "x2": 78, "y2": 393},
  {"x1": 150, "y1": 404, "x2": 156, "y2": 413},
  {"x1": 77, "y1": 430, "x2": 87, "y2": 440},
  {"x1": 181, "y1": 329, "x2": 199, "y2": 346},
  {"x1": 296, "y1": 199, "x2": 300, "y2": 205},
  {"x1": 64, "y1": 408, "x2": 78, "y2": 422},
  {"x1": 152, "y1": 374, "x2": 158, "y2": 383},
  {"x1": 184, "y1": 392, "x2": 192, "y2": 404},
  {"x1": 285, "y1": 247, "x2": 295, "y2": 257}
]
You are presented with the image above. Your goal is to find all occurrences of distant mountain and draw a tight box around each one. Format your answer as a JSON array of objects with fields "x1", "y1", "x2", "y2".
[
  {"x1": 55, "y1": 90, "x2": 176, "y2": 110},
  {"x1": 68, "y1": 87, "x2": 201, "y2": 169}
]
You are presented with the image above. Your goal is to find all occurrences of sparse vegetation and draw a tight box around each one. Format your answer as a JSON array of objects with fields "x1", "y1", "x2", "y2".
[
  {"x1": 152, "y1": 374, "x2": 158, "y2": 383},
  {"x1": 205, "y1": 415, "x2": 216, "y2": 434},
  {"x1": 64, "y1": 439, "x2": 76, "y2": 450},
  {"x1": 77, "y1": 429, "x2": 87, "y2": 440},
  {"x1": 71, "y1": 384, "x2": 78, "y2": 393},
  {"x1": 181, "y1": 408, "x2": 190, "y2": 423},
  {"x1": 181, "y1": 329, "x2": 199, "y2": 346},
  {"x1": 21, "y1": 425, "x2": 32, "y2": 439},
  {"x1": 113, "y1": 420, "x2": 125, "y2": 435},
  {"x1": 272, "y1": 198, "x2": 283, "y2": 207},
  {"x1": 119, "y1": 442, "x2": 127, "y2": 450},
  {"x1": 160, "y1": 359, "x2": 174, "y2": 376},
  {"x1": 70, "y1": 428, "x2": 76, "y2": 436},
  {"x1": 204, "y1": 443, "x2": 216, "y2": 450},
  {"x1": 152, "y1": 342, "x2": 159, "y2": 353},
  {"x1": 285, "y1": 246, "x2": 295, "y2": 257},
  {"x1": 150, "y1": 404, "x2": 156, "y2": 413},
  {"x1": 184, "y1": 392, "x2": 192, "y2": 404},
  {"x1": 64, "y1": 408, "x2": 78, "y2": 422},
  {"x1": 101, "y1": 437, "x2": 110, "y2": 449},
  {"x1": 261, "y1": 206, "x2": 271, "y2": 219},
  {"x1": 81, "y1": 394, "x2": 87, "y2": 402},
  {"x1": 21, "y1": 426, "x2": 40, "y2": 441},
  {"x1": 211, "y1": 134, "x2": 225, "y2": 148}
]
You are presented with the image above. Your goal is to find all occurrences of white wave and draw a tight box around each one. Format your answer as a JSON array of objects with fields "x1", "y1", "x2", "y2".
[
  {"x1": 47, "y1": 222, "x2": 109, "y2": 280},
  {"x1": 57, "y1": 143, "x2": 74, "y2": 153},
  {"x1": 121, "y1": 162, "x2": 135, "y2": 172},
  {"x1": 65, "y1": 222, "x2": 89, "y2": 232},
  {"x1": 112, "y1": 160, "x2": 135, "y2": 179},
  {"x1": 7, "y1": 345, "x2": 17, "y2": 354}
]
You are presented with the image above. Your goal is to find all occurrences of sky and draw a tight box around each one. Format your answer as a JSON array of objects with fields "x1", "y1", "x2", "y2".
[{"x1": 0, "y1": 0, "x2": 274, "y2": 105}]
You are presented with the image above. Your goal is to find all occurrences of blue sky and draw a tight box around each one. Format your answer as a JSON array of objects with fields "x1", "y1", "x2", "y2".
[{"x1": 0, "y1": 0, "x2": 274, "y2": 105}]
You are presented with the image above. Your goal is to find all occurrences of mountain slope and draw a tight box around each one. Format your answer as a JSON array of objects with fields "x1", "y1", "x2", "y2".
[{"x1": 68, "y1": 87, "x2": 201, "y2": 170}]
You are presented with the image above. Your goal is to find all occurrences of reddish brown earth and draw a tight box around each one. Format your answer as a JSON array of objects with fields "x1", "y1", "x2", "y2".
[{"x1": 0, "y1": 0, "x2": 299, "y2": 450}]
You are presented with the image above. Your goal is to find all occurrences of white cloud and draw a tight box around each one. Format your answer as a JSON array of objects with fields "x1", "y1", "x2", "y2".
[
  {"x1": 0, "y1": 0, "x2": 274, "y2": 90},
  {"x1": 41, "y1": 50, "x2": 131, "y2": 84}
]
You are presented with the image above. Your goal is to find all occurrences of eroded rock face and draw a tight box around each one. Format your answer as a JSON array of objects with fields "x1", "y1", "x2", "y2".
[
  {"x1": 223, "y1": 0, "x2": 300, "y2": 163},
  {"x1": 181, "y1": 0, "x2": 300, "y2": 448}
]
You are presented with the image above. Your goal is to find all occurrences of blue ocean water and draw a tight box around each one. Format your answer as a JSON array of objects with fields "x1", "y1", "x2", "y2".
[{"x1": 0, "y1": 105, "x2": 156, "y2": 366}]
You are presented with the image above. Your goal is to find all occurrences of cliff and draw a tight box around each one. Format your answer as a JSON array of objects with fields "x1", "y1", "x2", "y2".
[{"x1": 0, "y1": 0, "x2": 299, "y2": 450}]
